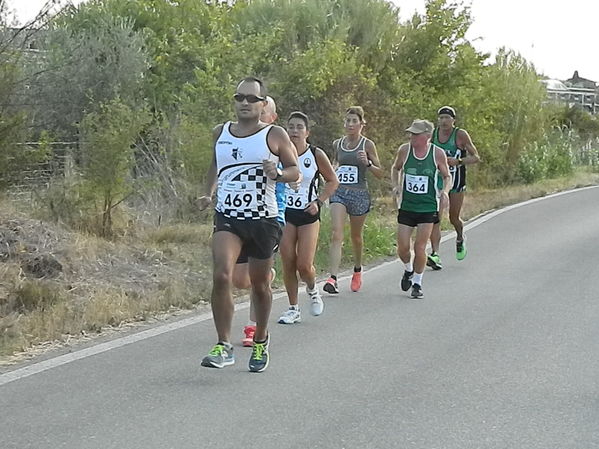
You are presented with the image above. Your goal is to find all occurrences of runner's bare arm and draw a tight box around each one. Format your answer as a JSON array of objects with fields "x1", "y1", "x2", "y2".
[
  {"x1": 330, "y1": 138, "x2": 341, "y2": 168},
  {"x1": 197, "y1": 124, "x2": 223, "y2": 210},
  {"x1": 303, "y1": 148, "x2": 339, "y2": 216},
  {"x1": 435, "y1": 147, "x2": 452, "y2": 196},
  {"x1": 391, "y1": 144, "x2": 409, "y2": 198},
  {"x1": 364, "y1": 139, "x2": 385, "y2": 179},
  {"x1": 265, "y1": 125, "x2": 299, "y2": 183},
  {"x1": 434, "y1": 146, "x2": 451, "y2": 213},
  {"x1": 314, "y1": 148, "x2": 340, "y2": 203},
  {"x1": 457, "y1": 129, "x2": 481, "y2": 165}
]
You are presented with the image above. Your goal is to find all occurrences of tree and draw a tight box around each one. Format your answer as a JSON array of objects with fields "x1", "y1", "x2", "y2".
[
  {"x1": 79, "y1": 99, "x2": 150, "y2": 237},
  {"x1": 0, "y1": 0, "x2": 70, "y2": 187},
  {"x1": 25, "y1": 7, "x2": 149, "y2": 140}
]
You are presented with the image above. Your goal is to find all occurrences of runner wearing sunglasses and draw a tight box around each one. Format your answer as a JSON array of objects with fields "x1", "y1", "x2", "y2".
[{"x1": 197, "y1": 77, "x2": 299, "y2": 372}]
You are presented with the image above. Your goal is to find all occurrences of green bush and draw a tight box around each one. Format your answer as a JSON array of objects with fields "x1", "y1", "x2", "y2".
[{"x1": 517, "y1": 129, "x2": 574, "y2": 183}]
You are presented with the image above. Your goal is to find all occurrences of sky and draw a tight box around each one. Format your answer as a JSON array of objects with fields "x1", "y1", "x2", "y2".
[
  {"x1": 390, "y1": 0, "x2": 597, "y2": 82},
  {"x1": 7, "y1": 0, "x2": 598, "y2": 82}
]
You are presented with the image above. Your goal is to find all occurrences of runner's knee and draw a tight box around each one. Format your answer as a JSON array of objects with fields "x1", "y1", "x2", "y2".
[
  {"x1": 351, "y1": 233, "x2": 363, "y2": 247},
  {"x1": 397, "y1": 239, "x2": 411, "y2": 255},
  {"x1": 331, "y1": 227, "x2": 344, "y2": 244},
  {"x1": 213, "y1": 269, "x2": 233, "y2": 287},
  {"x1": 232, "y1": 270, "x2": 250, "y2": 289},
  {"x1": 413, "y1": 240, "x2": 427, "y2": 254},
  {"x1": 449, "y1": 213, "x2": 462, "y2": 227},
  {"x1": 296, "y1": 261, "x2": 314, "y2": 278}
]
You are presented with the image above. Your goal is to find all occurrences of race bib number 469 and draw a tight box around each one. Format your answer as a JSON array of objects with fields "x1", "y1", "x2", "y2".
[
  {"x1": 218, "y1": 181, "x2": 258, "y2": 209},
  {"x1": 405, "y1": 174, "x2": 429, "y2": 194},
  {"x1": 336, "y1": 165, "x2": 358, "y2": 184}
]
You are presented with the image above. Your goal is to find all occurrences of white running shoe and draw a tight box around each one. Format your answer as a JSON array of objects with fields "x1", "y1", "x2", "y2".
[
  {"x1": 278, "y1": 308, "x2": 301, "y2": 324},
  {"x1": 307, "y1": 287, "x2": 324, "y2": 316}
]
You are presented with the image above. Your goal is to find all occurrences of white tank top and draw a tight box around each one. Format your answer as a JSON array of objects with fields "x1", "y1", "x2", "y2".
[
  {"x1": 285, "y1": 145, "x2": 320, "y2": 210},
  {"x1": 214, "y1": 122, "x2": 278, "y2": 219}
]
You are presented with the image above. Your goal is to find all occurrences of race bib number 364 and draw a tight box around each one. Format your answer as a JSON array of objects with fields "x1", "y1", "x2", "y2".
[
  {"x1": 405, "y1": 174, "x2": 429, "y2": 194},
  {"x1": 336, "y1": 165, "x2": 358, "y2": 184}
]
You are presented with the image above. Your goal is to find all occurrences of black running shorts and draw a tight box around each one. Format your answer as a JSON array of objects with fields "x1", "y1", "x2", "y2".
[
  {"x1": 397, "y1": 210, "x2": 439, "y2": 227},
  {"x1": 284, "y1": 208, "x2": 320, "y2": 227},
  {"x1": 214, "y1": 213, "x2": 282, "y2": 260}
]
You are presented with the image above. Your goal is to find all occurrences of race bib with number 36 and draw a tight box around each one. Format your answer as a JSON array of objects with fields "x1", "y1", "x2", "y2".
[{"x1": 286, "y1": 190, "x2": 307, "y2": 209}]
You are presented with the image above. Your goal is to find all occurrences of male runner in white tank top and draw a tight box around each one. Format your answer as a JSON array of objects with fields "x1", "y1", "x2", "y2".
[{"x1": 197, "y1": 77, "x2": 299, "y2": 372}]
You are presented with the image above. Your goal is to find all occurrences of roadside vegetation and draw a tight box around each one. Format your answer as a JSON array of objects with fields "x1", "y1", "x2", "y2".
[
  {"x1": 2, "y1": 169, "x2": 598, "y2": 362},
  {"x1": 1, "y1": 0, "x2": 599, "y2": 361}
]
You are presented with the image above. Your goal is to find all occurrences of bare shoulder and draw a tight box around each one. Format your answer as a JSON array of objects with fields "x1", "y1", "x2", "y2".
[
  {"x1": 433, "y1": 144, "x2": 445, "y2": 154},
  {"x1": 364, "y1": 137, "x2": 376, "y2": 149},
  {"x1": 398, "y1": 142, "x2": 410, "y2": 153},
  {"x1": 457, "y1": 127, "x2": 470, "y2": 136},
  {"x1": 314, "y1": 146, "x2": 326, "y2": 156},
  {"x1": 457, "y1": 127, "x2": 473, "y2": 142},
  {"x1": 212, "y1": 123, "x2": 225, "y2": 139},
  {"x1": 268, "y1": 124, "x2": 289, "y2": 140},
  {"x1": 393, "y1": 143, "x2": 410, "y2": 167},
  {"x1": 314, "y1": 147, "x2": 330, "y2": 162}
]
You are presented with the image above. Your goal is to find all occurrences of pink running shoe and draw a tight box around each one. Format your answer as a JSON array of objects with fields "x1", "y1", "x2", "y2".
[
  {"x1": 242, "y1": 325, "x2": 256, "y2": 347},
  {"x1": 350, "y1": 271, "x2": 362, "y2": 292}
]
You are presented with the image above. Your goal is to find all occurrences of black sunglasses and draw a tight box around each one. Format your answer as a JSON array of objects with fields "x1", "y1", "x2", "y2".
[{"x1": 233, "y1": 93, "x2": 265, "y2": 103}]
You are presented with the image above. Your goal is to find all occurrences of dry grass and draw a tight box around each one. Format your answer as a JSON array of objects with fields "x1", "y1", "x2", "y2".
[
  {"x1": 0, "y1": 209, "x2": 213, "y2": 361},
  {"x1": 145, "y1": 223, "x2": 212, "y2": 244},
  {"x1": 0, "y1": 276, "x2": 210, "y2": 361}
]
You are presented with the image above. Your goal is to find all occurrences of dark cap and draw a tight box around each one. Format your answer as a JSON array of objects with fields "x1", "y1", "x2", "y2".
[{"x1": 437, "y1": 106, "x2": 456, "y2": 118}]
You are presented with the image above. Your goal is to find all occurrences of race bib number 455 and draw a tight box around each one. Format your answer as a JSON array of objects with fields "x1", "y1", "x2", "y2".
[
  {"x1": 336, "y1": 165, "x2": 358, "y2": 184},
  {"x1": 405, "y1": 174, "x2": 429, "y2": 194}
]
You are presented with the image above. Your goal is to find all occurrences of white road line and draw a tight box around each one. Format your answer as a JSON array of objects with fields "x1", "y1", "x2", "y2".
[{"x1": 1, "y1": 185, "x2": 597, "y2": 386}]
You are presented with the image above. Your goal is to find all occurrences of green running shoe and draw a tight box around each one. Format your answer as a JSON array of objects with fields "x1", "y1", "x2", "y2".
[
  {"x1": 426, "y1": 253, "x2": 443, "y2": 270},
  {"x1": 456, "y1": 239, "x2": 467, "y2": 261},
  {"x1": 201, "y1": 343, "x2": 234, "y2": 369},
  {"x1": 249, "y1": 335, "x2": 270, "y2": 373}
]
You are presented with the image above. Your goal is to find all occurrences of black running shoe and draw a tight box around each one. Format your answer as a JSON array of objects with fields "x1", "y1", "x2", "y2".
[
  {"x1": 411, "y1": 283, "x2": 424, "y2": 299},
  {"x1": 323, "y1": 277, "x2": 339, "y2": 294},
  {"x1": 400, "y1": 270, "x2": 414, "y2": 291}
]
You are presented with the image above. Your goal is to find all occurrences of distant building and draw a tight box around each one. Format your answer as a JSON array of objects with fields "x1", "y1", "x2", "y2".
[{"x1": 542, "y1": 71, "x2": 598, "y2": 114}]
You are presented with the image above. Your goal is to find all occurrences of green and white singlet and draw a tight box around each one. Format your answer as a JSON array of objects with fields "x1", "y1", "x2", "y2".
[
  {"x1": 432, "y1": 126, "x2": 466, "y2": 192},
  {"x1": 400, "y1": 144, "x2": 440, "y2": 213}
]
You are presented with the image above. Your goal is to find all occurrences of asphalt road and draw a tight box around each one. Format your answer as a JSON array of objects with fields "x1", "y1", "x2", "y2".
[{"x1": 1, "y1": 187, "x2": 598, "y2": 449}]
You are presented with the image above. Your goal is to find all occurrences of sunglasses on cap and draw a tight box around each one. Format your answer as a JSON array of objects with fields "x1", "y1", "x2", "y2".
[{"x1": 233, "y1": 93, "x2": 265, "y2": 103}]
